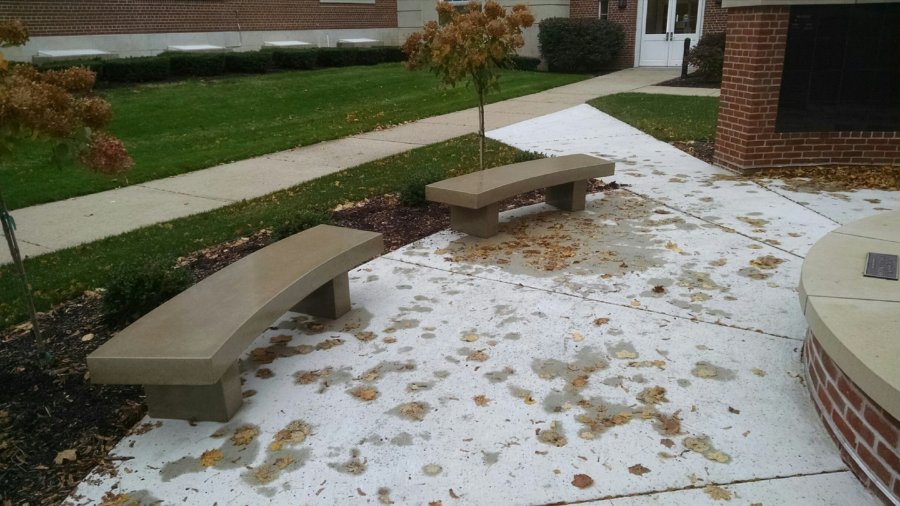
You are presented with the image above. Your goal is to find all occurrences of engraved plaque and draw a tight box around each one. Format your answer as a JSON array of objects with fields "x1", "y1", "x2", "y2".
[{"x1": 864, "y1": 252, "x2": 899, "y2": 280}]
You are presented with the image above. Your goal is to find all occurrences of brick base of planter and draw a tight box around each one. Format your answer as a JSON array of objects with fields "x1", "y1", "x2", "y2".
[{"x1": 803, "y1": 332, "x2": 900, "y2": 504}]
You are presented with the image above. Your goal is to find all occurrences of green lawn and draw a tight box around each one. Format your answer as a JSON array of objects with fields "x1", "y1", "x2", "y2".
[
  {"x1": 1, "y1": 64, "x2": 585, "y2": 210},
  {"x1": 0, "y1": 135, "x2": 536, "y2": 328},
  {"x1": 589, "y1": 93, "x2": 719, "y2": 142}
]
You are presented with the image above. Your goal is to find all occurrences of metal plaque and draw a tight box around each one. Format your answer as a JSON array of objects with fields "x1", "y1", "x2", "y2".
[{"x1": 864, "y1": 252, "x2": 899, "y2": 281}]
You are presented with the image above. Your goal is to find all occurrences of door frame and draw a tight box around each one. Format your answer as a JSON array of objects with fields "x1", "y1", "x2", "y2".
[{"x1": 634, "y1": 0, "x2": 706, "y2": 67}]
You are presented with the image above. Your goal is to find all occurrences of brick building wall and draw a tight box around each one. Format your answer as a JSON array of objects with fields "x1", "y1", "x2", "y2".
[
  {"x1": 570, "y1": 0, "x2": 599, "y2": 18},
  {"x1": 702, "y1": 0, "x2": 727, "y2": 34},
  {"x1": 0, "y1": 0, "x2": 397, "y2": 37},
  {"x1": 714, "y1": 6, "x2": 900, "y2": 171},
  {"x1": 804, "y1": 332, "x2": 900, "y2": 504}
]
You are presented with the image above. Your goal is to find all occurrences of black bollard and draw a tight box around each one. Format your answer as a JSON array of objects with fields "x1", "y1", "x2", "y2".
[{"x1": 681, "y1": 38, "x2": 691, "y2": 79}]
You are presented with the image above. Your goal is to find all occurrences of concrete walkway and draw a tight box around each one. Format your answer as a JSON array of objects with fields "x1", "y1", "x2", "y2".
[
  {"x1": 66, "y1": 104, "x2": 891, "y2": 506},
  {"x1": 1, "y1": 67, "x2": 687, "y2": 265}
]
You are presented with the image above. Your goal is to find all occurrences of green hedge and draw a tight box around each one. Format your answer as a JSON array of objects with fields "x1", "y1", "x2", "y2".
[
  {"x1": 102, "y1": 56, "x2": 171, "y2": 82},
  {"x1": 226, "y1": 51, "x2": 274, "y2": 73},
  {"x1": 538, "y1": 18, "x2": 624, "y2": 73},
  {"x1": 35, "y1": 46, "x2": 408, "y2": 84},
  {"x1": 687, "y1": 32, "x2": 726, "y2": 82},
  {"x1": 167, "y1": 52, "x2": 228, "y2": 77},
  {"x1": 510, "y1": 55, "x2": 541, "y2": 71}
]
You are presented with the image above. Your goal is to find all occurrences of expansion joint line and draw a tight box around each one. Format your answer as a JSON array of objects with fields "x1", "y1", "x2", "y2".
[
  {"x1": 622, "y1": 188, "x2": 806, "y2": 260},
  {"x1": 750, "y1": 178, "x2": 842, "y2": 226},
  {"x1": 547, "y1": 468, "x2": 852, "y2": 506},
  {"x1": 382, "y1": 256, "x2": 802, "y2": 342}
]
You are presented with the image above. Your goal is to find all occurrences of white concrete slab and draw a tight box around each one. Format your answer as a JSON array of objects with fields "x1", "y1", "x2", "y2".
[
  {"x1": 6, "y1": 186, "x2": 227, "y2": 254},
  {"x1": 65, "y1": 256, "x2": 852, "y2": 505},
  {"x1": 36, "y1": 49, "x2": 113, "y2": 58},
  {"x1": 753, "y1": 178, "x2": 900, "y2": 226},
  {"x1": 265, "y1": 137, "x2": 416, "y2": 168},
  {"x1": 166, "y1": 44, "x2": 227, "y2": 52},
  {"x1": 633, "y1": 85, "x2": 721, "y2": 97},
  {"x1": 390, "y1": 192, "x2": 808, "y2": 339},
  {"x1": 487, "y1": 105, "x2": 841, "y2": 256},
  {"x1": 353, "y1": 121, "x2": 475, "y2": 146},
  {"x1": 263, "y1": 41, "x2": 312, "y2": 48},
  {"x1": 585, "y1": 472, "x2": 880, "y2": 505}
]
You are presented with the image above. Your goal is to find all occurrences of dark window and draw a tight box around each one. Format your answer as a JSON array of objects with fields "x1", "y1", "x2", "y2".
[
  {"x1": 776, "y1": 4, "x2": 900, "y2": 133},
  {"x1": 599, "y1": 0, "x2": 609, "y2": 20}
]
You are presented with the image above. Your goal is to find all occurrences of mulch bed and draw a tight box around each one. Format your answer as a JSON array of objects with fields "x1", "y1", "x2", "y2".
[
  {"x1": 0, "y1": 179, "x2": 613, "y2": 505},
  {"x1": 672, "y1": 140, "x2": 715, "y2": 164},
  {"x1": 657, "y1": 73, "x2": 721, "y2": 89}
]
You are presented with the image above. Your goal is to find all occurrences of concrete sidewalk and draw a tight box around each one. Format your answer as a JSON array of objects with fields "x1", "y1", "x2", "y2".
[{"x1": 1, "y1": 67, "x2": 688, "y2": 265}]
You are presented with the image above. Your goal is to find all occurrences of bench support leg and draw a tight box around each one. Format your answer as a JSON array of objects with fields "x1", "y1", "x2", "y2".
[
  {"x1": 143, "y1": 362, "x2": 242, "y2": 422},
  {"x1": 449, "y1": 204, "x2": 499, "y2": 238},
  {"x1": 546, "y1": 180, "x2": 587, "y2": 211},
  {"x1": 291, "y1": 272, "x2": 351, "y2": 319}
]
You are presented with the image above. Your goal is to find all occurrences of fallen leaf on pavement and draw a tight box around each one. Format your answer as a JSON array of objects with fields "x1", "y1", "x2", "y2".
[
  {"x1": 572, "y1": 474, "x2": 593, "y2": 488},
  {"x1": 704, "y1": 484, "x2": 732, "y2": 501},
  {"x1": 628, "y1": 464, "x2": 650, "y2": 476}
]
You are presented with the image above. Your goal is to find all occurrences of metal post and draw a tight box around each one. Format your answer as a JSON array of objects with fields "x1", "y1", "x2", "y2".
[{"x1": 681, "y1": 38, "x2": 691, "y2": 79}]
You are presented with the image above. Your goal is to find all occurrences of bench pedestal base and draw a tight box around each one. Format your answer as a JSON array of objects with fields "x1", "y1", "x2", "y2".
[
  {"x1": 291, "y1": 273, "x2": 351, "y2": 319},
  {"x1": 546, "y1": 180, "x2": 587, "y2": 211},
  {"x1": 144, "y1": 362, "x2": 242, "y2": 422},
  {"x1": 449, "y1": 203, "x2": 500, "y2": 238}
]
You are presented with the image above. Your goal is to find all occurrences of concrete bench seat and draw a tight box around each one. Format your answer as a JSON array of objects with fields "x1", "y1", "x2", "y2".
[
  {"x1": 425, "y1": 154, "x2": 615, "y2": 238},
  {"x1": 263, "y1": 40, "x2": 312, "y2": 48},
  {"x1": 166, "y1": 44, "x2": 228, "y2": 53},
  {"x1": 87, "y1": 225, "x2": 383, "y2": 422}
]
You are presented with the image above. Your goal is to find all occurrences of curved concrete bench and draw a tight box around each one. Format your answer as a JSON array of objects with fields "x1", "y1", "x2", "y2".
[
  {"x1": 88, "y1": 225, "x2": 383, "y2": 422},
  {"x1": 425, "y1": 154, "x2": 615, "y2": 238},
  {"x1": 799, "y1": 211, "x2": 899, "y2": 503}
]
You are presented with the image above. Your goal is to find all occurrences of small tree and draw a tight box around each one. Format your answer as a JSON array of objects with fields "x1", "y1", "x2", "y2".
[
  {"x1": 1, "y1": 19, "x2": 132, "y2": 351},
  {"x1": 403, "y1": 0, "x2": 534, "y2": 170}
]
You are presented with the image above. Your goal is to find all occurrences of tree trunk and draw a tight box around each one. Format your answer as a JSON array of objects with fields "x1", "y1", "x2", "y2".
[
  {"x1": 0, "y1": 188, "x2": 45, "y2": 351},
  {"x1": 477, "y1": 89, "x2": 485, "y2": 171}
]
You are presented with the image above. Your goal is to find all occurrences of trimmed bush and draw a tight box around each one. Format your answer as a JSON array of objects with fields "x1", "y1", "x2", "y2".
[
  {"x1": 102, "y1": 56, "x2": 171, "y2": 83},
  {"x1": 538, "y1": 18, "x2": 624, "y2": 73},
  {"x1": 356, "y1": 47, "x2": 387, "y2": 66},
  {"x1": 102, "y1": 262, "x2": 193, "y2": 327},
  {"x1": 167, "y1": 52, "x2": 227, "y2": 77},
  {"x1": 225, "y1": 51, "x2": 273, "y2": 73},
  {"x1": 398, "y1": 168, "x2": 445, "y2": 207},
  {"x1": 510, "y1": 55, "x2": 541, "y2": 71},
  {"x1": 317, "y1": 47, "x2": 359, "y2": 68},
  {"x1": 380, "y1": 46, "x2": 407, "y2": 63},
  {"x1": 271, "y1": 211, "x2": 333, "y2": 241},
  {"x1": 687, "y1": 32, "x2": 726, "y2": 82},
  {"x1": 38, "y1": 59, "x2": 105, "y2": 78},
  {"x1": 512, "y1": 149, "x2": 544, "y2": 164},
  {"x1": 271, "y1": 48, "x2": 319, "y2": 70}
]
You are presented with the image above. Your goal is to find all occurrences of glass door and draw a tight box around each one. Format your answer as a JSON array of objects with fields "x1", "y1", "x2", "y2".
[{"x1": 639, "y1": 0, "x2": 702, "y2": 66}]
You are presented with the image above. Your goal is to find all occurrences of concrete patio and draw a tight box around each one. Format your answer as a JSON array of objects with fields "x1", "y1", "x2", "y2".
[{"x1": 64, "y1": 106, "x2": 895, "y2": 505}]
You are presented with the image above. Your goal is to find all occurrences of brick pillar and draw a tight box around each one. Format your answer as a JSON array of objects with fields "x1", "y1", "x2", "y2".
[{"x1": 714, "y1": 5, "x2": 900, "y2": 172}]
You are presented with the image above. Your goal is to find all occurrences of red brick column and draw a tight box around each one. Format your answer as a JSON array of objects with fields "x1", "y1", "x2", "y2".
[
  {"x1": 804, "y1": 332, "x2": 900, "y2": 504},
  {"x1": 713, "y1": 6, "x2": 900, "y2": 172},
  {"x1": 702, "y1": 1, "x2": 727, "y2": 34},
  {"x1": 608, "y1": 0, "x2": 638, "y2": 68}
]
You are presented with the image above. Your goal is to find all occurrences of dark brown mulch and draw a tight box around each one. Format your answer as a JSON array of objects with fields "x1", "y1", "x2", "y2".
[
  {"x1": 0, "y1": 178, "x2": 618, "y2": 505},
  {"x1": 658, "y1": 73, "x2": 721, "y2": 89},
  {"x1": 672, "y1": 140, "x2": 715, "y2": 164}
]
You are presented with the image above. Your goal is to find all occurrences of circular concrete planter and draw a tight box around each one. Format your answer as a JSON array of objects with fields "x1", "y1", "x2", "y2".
[{"x1": 799, "y1": 211, "x2": 900, "y2": 504}]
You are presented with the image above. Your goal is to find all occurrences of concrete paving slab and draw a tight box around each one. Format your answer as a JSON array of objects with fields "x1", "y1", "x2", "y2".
[
  {"x1": 66, "y1": 256, "x2": 849, "y2": 505},
  {"x1": 483, "y1": 99, "x2": 575, "y2": 117},
  {"x1": 265, "y1": 136, "x2": 414, "y2": 168},
  {"x1": 141, "y1": 157, "x2": 326, "y2": 202},
  {"x1": 5, "y1": 186, "x2": 227, "y2": 256},
  {"x1": 487, "y1": 105, "x2": 841, "y2": 256},
  {"x1": 390, "y1": 192, "x2": 808, "y2": 339},
  {"x1": 353, "y1": 121, "x2": 475, "y2": 146},
  {"x1": 633, "y1": 85, "x2": 721, "y2": 97},
  {"x1": 585, "y1": 472, "x2": 879, "y2": 505},
  {"x1": 0, "y1": 239, "x2": 52, "y2": 265},
  {"x1": 753, "y1": 179, "x2": 899, "y2": 225}
]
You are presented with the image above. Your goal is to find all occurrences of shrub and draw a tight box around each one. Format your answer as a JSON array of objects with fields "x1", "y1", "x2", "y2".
[
  {"x1": 167, "y1": 52, "x2": 227, "y2": 77},
  {"x1": 398, "y1": 167, "x2": 445, "y2": 207},
  {"x1": 317, "y1": 47, "x2": 359, "y2": 68},
  {"x1": 225, "y1": 51, "x2": 273, "y2": 73},
  {"x1": 512, "y1": 149, "x2": 544, "y2": 163},
  {"x1": 38, "y1": 59, "x2": 105, "y2": 78},
  {"x1": 271, "y1": 211, "x2": 333, "y2": 241},
  {"x1": 356, "y1": 47, "x2": 387, "y2": 66},
  {"x1": 380, "y1": 46, "x2": 407, "y2": 63},
  {"x1": 510, "y1": 55, "x2": 541, "y2": 71},
  {"x1": 102, "y1": 262, "x2": 193, "y2": 326},
  {"x1": 271, "y1": 48, "x2": 319, "y2": 70},
  {"x1": 687, "y1": 32, "x2": 726, "y2": 82},
  {"x1": 538, "y1": 18, "x2": 624, "y2": 73},
  {"x1": 102, "y1": 56, "x2": 171, "y2": 83}
]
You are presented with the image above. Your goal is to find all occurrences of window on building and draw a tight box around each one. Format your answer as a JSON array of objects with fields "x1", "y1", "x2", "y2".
[
  {"x1": 776, "y1": 3, "x2": 900, "y2": 132},
  {"x1": 599, "y1": 0, "x2": 609, "y2": 20}
]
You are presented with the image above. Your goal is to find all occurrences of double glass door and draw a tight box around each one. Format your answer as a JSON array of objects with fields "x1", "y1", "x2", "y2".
[{"x1": 639, "y1": 0, "x2": 701, "y2": 66}]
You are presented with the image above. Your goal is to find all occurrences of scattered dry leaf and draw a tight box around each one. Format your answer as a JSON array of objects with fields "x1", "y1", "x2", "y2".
[
  {"x1": 199, "y1": 449, "x2": 223, "y2": 467},
  {"x1": 705, "y1": 451, "x2": 732, "y2": 463},
  {"x1": 54, "y1": 449, "x2": 77, "y2": 465},
  {"x1": 467, "y1": 350, "x2": 488, "y2": 362},
  {"x1": 572, "y1": 331, "x2": 584, "y2": 342},
  {"x1": 638, "y1": 386, "x2": 668, "y2": 405},
  {"x1": 572, "y1": 474, "x2": 593, "y2": 488},
  {"x1": 351, "y1": 387, "x2": 379, "y2": 402},
  {"x1": 354, "y1": 331, "x2": 377, "y2": 342},
  {"x1": 232, "y1": 426, "x2": 259, "y2": 446},
  {"x1": 751, "y1": 368, "x2": 767, "y2": 377},
  {"x1": 615, "y1": 350, "x2": 638, "y2": 359},
  {"x1": 473, "y1": 395, "x2": 490, "y2": 407},
  {"x1": 398, "y1": 402, "x2": 428, "y2": 421},
  {"x1": 593, "y1": 318, "x2": 610, "y2": 326},
  {"x1": 461, "y1": 333, "x2": 479, "y2": 342},
  {"x1": 704, "y1": 484, "x2": 733, "y2": 501},
  {"x1": 628, "y1": 464, "x2": 650, "y2": 476},
  {"x1": 269, "y1": 420, "x2": 310, "y2": 451},
  {"x1": 660, "y1": 438, "x2": 675, "y2": 448},
  {"x1": 692, "y1": 363, "x2": 718, "y2": 378},
  {"x1": 255, "y1": 368, "x2": 274, "y2": 379},
  {"x1": 750, "y1": 255, "x2": 783, "y2": 270}
]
